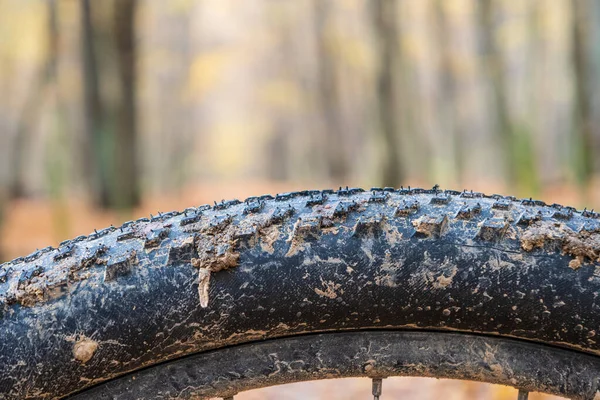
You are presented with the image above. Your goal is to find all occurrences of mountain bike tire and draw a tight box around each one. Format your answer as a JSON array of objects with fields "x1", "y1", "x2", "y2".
[{"x1": 1, "y1": 187, "x2": 600, "y2": 399}]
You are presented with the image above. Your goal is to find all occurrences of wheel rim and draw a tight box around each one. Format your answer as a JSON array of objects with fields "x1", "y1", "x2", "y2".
[{"x1": 67, "y1": 330, "x2": 600, "y2": 400}]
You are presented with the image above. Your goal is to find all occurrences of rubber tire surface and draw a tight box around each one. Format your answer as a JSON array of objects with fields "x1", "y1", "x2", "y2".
[{"x1": 1, "y1": 187, "x2": 600, "y2": 398}]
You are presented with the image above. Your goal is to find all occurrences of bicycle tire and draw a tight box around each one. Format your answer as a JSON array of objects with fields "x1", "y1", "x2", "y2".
[{"x1": 1, "y1": 187, "x2": 600, "y2": 398}]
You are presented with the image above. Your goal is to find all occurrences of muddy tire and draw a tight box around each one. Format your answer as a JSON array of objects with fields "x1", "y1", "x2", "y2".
[{"x1": 1, "y1": 187, "x2": 600, "y2": 399}]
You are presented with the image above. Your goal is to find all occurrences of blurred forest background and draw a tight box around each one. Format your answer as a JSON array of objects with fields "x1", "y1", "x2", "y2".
[{"x1": 0, "y1": 0, "x2": 593, "y2": 398}]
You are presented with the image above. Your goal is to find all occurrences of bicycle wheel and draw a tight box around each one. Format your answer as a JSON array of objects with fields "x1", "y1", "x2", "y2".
[{"x1": 1, "y1": 187, "x2": 599, "y2": 399}]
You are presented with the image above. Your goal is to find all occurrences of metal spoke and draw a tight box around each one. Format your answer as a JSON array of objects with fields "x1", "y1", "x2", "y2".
[
  {"x1": 517, "y1": 389, "x2": 529, "y2": 400},
  {"x1": 372, "y1": 378, "x2": 383, "y2": 400}
]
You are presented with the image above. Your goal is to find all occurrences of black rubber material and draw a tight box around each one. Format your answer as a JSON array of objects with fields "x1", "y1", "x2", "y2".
[
  {"x1": 1, "y1": 187, "x2": 600, "y2": 398},
  {"x1": 68, "y1": 331, "x2": 600, "y2": 400}
]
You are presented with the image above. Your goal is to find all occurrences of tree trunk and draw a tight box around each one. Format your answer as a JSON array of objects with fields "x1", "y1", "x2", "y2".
[
  {"x1": 314, "y1": 0, "x2": 348, "y2": 184},
  {"x1": 80, "y1": 0, "x2": 139, "y2": 210},
  {"x1": 477, "y1": 0, "x2": 515, "y2": 185},
  {"x1": 572, "y1": 0, "x2": 595, "y2": 186},
  {"x1": 8, "y1": 0, "x2": 63, "y2": 199},
  {"x1": 372, "y1": 0, "x2": 404, "y2": 188},
  {"x1": 81, "y1": 0, "x2": 111, "y2": 207},
  {"x1": 114, "y1": 0, "x2": 139, "y2": 209}
]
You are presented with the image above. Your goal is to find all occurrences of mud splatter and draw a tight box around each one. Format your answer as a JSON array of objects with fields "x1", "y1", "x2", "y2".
[
  {"x1": 520, "y1": 221, "x2": 600, "y2": 266},
  {"x1": 260, "y1": 224, "x2": 281, "y2": 254},
  {"x1": 190, "y1": 209, "x2": 287, "y2": 307},
  {"x1": 417, "y1": 252, "x2": 459, "y2": 289},
  {"x1": 314, "y1": 279, "x2": 342, "y2": 299},
  {"x1": 192, "y1": 215, "x2": 268, "y2": 308},
  {"x1": 12, "y1": 263, "x2": 70, "y2": 307},
  {"x1": 383, "y1": 222, "x2": 403, "y2": 245},
  {"x1": 569, "y1": 257, "x2": 583, "y2": 270},
  {"x1": 285, "y1": 217, "x2": 321, "y2": 257},
  {"x1": 73, "y1": 338, "x2": 98, "y2": 364},
  {"x1": 412, "y1": 215, "x2": 448, "y2": 238},
  {"x1": 434, "y1": 265, "x2": 458, "y2": 289},
  {"x1": 520, "y1": 221, "x2": 568, "y2": 252},
  {"x1": 374, "y1": 250, "x2": 403, "y2": 288},
  {"x1": 195, "y1": 267, "x2": 211, "y2": 308}
]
